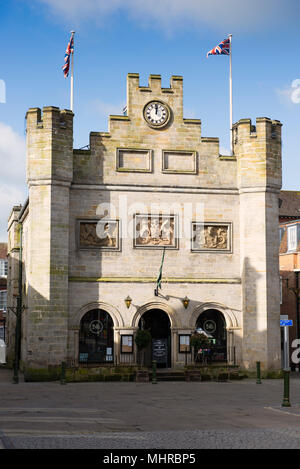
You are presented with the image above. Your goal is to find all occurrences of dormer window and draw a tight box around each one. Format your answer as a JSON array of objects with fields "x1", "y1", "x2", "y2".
[{"x1": 287, "y1": 225, "x2": 297, "y2": 252}]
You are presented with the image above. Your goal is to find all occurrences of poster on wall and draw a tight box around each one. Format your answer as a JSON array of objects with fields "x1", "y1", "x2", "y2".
[
  {"x1": 121, "y1": 335, "x2": 134, "y2": 354},
  {"x1": 179, "y1": 335, "x2": 191, "y2": 353}
]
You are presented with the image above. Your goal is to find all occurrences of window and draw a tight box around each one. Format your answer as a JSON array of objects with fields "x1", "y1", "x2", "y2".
[
  {"x1": 0, "y1": 260, "x2": 7, "y2": 276},
  {"x1": 287, "y1": 225, "x2": 297, "y2": 251},
  {"x1": 0, "y1": 291, "x2": 7, "y2": 312},
  {"x1": 279, "y1": 228, "x2": 284, "y2": 244},
  {"x1": 79, "y1": 309, "x2": 114, "y2": 364}
]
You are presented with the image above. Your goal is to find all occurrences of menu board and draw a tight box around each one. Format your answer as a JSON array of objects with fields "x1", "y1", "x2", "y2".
[{"x1": 152, "y1": 338, "x2": 168, "y2": 365}]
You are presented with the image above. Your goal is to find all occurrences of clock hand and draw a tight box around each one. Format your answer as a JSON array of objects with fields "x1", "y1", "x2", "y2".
[{"x1": 155, "y1": 104, "x2": 158, "y2": 115}]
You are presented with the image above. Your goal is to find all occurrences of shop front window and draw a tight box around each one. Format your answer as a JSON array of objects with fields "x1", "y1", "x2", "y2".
[{"x1": 79, "y1": 309, "x2": 114, "y2": 364}]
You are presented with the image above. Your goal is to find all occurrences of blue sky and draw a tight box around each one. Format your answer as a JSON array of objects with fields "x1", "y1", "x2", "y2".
[{"x1": 1, "y1": 0, "x2": 300, "y2": 240}]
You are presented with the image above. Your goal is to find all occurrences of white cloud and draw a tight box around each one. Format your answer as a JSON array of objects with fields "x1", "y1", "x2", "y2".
[
  {"x1": 36, "y1": 0, "x2": 296, "y2": 33},
  {"x1": 0, "y1": 123, "x2": 27, "y2": 242},
  {"x1": 275, "y1": 80, "x2": 300, "y2": 108},
  {"x1": 0, "y1": 122, "x2": 26, "y2": 182}
]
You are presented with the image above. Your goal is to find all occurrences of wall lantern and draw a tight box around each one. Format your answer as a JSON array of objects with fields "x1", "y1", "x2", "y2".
[
  {"x1": 125, "y1": 296, "x2": 132, "y2": 309},
  {"x1": 182, "y1": 296, "x2": 190, "y2": 309}
]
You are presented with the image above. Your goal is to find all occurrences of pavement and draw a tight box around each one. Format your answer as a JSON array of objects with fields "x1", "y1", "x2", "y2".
[{"x1": 1, "y1": 367, "x2": 300, "y2": 449}]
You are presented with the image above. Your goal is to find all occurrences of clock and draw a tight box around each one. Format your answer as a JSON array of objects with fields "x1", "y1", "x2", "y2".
[{"x1": 143, "y1": 101, "x2": 170, "y2": 128}]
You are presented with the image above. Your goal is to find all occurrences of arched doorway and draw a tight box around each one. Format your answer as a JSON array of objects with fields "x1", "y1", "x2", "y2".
[
  {"x1": 79, "y1": 309, "x2": 114, "y2": 364},
  {"x1": 196, "y1": 309, "x2": 227, "y2": 362},
  {"x1": 138, "y1": 309, "x2": 171, "y2": 368}
]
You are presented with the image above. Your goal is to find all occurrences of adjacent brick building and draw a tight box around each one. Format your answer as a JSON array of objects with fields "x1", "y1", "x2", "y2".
[
  {"x1": 279, "y1": 191, "x2": 300, "y2": 368},
  {"x1": 7, "y1": 73, "x2": 283, "y2": 373}
]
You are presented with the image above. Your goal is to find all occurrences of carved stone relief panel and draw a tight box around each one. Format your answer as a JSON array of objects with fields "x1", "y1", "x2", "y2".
[
  {"x1": 78, "y1": 220, "x2": 120, "y2": 250},
  {"x1": 134, "y1": 214, "x2": 178, "y2": 249},
  {"x1": 191, "y1": 222, "x2": 232, "y2": 253}
]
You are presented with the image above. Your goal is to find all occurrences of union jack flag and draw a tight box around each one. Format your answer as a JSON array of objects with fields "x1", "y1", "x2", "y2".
[
  {"x1": 62, "y1": 33, "x2": 74, "y2": 78},
  {"x1": 207, "y1": 38, "x2": 230, "y2": 58}
]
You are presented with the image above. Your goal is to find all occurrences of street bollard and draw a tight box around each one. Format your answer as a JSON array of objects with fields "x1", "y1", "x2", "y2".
[
  {"x1": 12, "y1": 359, "x2": 19, "y2": 385},
  {"x1": 60, "y1": 361, "x2": 67, "y2": 385},
  {"x1": 152, "y1": 360, "x2": 157, "y2": 384},
  {"x1": 256, "y1": 361, "x2": 261, "y2": 384},
  {"x1": 282, "y1": 369, "x2": 291, "y2": 407}
]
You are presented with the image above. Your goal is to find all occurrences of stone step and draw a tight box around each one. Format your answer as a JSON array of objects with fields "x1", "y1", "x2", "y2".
[{"x1": 151, "y1": 372, "x2": 186, "y2": 381}]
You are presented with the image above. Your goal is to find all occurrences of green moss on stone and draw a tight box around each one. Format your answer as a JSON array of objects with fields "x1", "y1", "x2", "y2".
[{"x1": 24, "y1": 366, "x2": 61, "y2": 382}]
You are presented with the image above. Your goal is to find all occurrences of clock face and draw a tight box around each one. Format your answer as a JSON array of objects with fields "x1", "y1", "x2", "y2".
[{"x1": 144, "y1": 101, "x2": 170, "y2": 128}]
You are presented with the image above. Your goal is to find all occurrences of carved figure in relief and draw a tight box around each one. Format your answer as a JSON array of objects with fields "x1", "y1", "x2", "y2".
[
  {"x1": 205, "y1": 226, "x2": 219, "y2": 248},
  {"x1": 216, "y1": 228, "x2": 227, "y2": 249},
  {"x1": 193, "y1": 224, "x2": 228, "y2": 250},
  {"x1": 102, "y1": 223, "x2": 116, "y2": 247},
  {"x1": 150, "y1": 218, "x2": 161, "y2": 243},
  {"x1": 135, "y1": 216, "x2": 175, "y2": 247},
  {"x1": 80, "y1": 222, "x2": 117, "y2": 248},
  {"x1": 194, "y1": 226, "x2": 205, "y2": 247},
  {"x1": 161, "y1": 218, "x2": 173, "y2": 243},
  {"x1": 80, "y1": 223, "x2": 98, "y2": 246},
  {"x1": 139, "y1": 217, "x2": 150, "y2": 242}
]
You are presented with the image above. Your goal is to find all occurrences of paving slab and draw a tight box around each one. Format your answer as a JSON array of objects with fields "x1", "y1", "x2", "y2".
[{"x1": 1, "y1": 369, "x2": 300, "y2": 448}]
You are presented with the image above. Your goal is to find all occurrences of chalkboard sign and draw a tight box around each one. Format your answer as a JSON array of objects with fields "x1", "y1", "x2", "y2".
[{"x1": 152, "y1": 338, "x2": 168, "y2": 365}]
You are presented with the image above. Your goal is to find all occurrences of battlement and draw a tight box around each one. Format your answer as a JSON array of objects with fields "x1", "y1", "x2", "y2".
[
  {"x1": 126, "y1": 73, "x2": 184, "y2": 123},
  {"x1": 233, "y1": 117, "x2": 282, "y2": 145},
  {"x1": 127, "y1": 73, "x2": 183, "y2": 95},
  {"x1": 234, "y1": 117, "x2": 282, "y2": 190},
  {"x1": 26, "y1": 106, "x2": 74, "y2": 133},
  {"x1": 26, "y1": 106, "x2": 74, "y2": 184}
]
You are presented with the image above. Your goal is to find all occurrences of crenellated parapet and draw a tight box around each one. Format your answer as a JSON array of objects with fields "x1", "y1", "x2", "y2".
[
  {"x1": 26, "y1": 106, "x2": 74, "y2": 185},
  {"x1": 109, "y1": 73, "x2": 194, "y2": 133},
  {"x1": 233, "y1": 117, "x2": 282, "y2": 191},
  {"x1": 233, "y1": 117, "x2": 282, "y2": 144},
  {"x1": 26, "y1": 106, "x2": 73, "y2": 131},
  {"x1": 126, "y1": 73, "x2": 184, "y2": 109}
]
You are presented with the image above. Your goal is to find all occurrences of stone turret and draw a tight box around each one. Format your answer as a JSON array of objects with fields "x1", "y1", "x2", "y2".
[
  {"x1": 24, "y1": 106, "x2": 74, "y2": 368},
  {"x1": 234, "y1": 117, "x2": 282, "y2": 370},
  {"x1": 233, "y1": 117, "x2": 282, "y2": 190}
]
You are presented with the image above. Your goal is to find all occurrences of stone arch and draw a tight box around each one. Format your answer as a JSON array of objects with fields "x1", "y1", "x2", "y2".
[
  {"x1": 189, "y1": 302, "x2": 238, "y2": 330},
  {"x1": 132, "y1": 301, "x2": 181, "y2": 329},
  {"x1": 70, "y1": 301, "x2": 124, "y2": 330}
]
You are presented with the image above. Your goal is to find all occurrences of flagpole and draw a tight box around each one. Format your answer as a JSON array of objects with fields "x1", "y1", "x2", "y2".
[
  {"x1": 229, "y1": 34, "x2": 233, "y2": 155},
  {"x1": 70, "y1": 31, "x2": 75, "y2": 112},
  {"x1": 155, "y1": 247, "x2": 166, "y2": 296}
]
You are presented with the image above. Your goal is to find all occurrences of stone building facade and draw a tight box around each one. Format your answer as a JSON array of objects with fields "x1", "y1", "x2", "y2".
[{"x1": 7, "y1": 73, "x2": 282, "y2": 372}]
